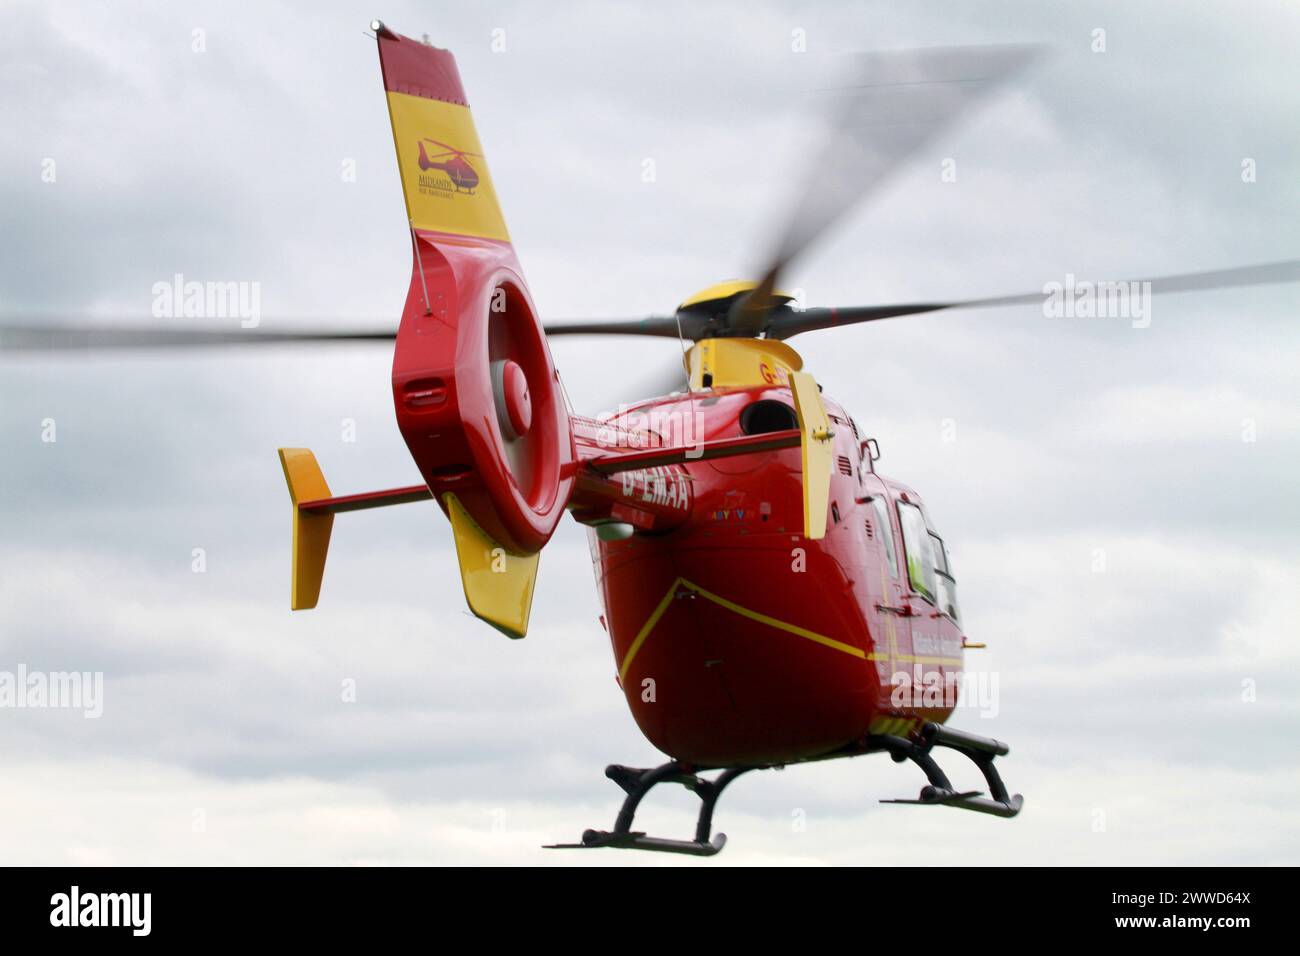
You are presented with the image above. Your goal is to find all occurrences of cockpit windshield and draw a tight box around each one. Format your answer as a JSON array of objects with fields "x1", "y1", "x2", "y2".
[{"x1": 928, "y1": 531, "x2": 960, "y2": 625}]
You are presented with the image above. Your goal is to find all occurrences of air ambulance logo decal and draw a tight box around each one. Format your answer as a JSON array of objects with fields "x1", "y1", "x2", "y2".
[{"x1": 416, "y1": 138, "x2": 481, "y2": 196}]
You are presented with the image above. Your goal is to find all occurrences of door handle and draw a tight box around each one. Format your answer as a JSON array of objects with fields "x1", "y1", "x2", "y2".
[{"x1": 875, "y1": 603, "x2": 914, "y2": 617}]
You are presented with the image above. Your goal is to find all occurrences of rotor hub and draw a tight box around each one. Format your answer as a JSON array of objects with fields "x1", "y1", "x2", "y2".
[{"x1": 493, "y1": 358, "x2": 533, "y2": 439}]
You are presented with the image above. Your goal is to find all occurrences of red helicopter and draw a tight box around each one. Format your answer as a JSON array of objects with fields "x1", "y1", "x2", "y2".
[
  {"x1": 278, "y1": 24, "x2": 1300, "y2": 855},
  {"x1": 7, "y1": 23, "x2": 1300, "y2": 857}
]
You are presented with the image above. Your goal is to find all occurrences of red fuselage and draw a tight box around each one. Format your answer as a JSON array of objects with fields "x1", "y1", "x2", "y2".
[
  {"x1": 575, "y1": 387, "x2": 965, "y2": 767},
  {"x1": 382, "y1": 224, "x2": 963, "y2": 769}
]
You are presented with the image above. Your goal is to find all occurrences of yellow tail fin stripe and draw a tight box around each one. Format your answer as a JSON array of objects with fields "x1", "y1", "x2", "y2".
[
  {"x1": 444, "y1": 493, "x2": 539, "y2": 639},
  {"x1": 278, "y1": 448, "x2": 333, "y2": 611},
  {"x1": 384, "y1": 91, "x2": 510, "y2": 242}
]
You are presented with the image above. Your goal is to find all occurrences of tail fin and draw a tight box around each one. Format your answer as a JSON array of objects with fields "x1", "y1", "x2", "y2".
[
  {"x1": 277, "y1": 448, "x2": 334, "y2": 610},
  {"x1": 373, "y1": 21, "x2": 509, "y2": 242},
  {"x1": 372, "y1": 22, "x2": 575, "y2": 640}
]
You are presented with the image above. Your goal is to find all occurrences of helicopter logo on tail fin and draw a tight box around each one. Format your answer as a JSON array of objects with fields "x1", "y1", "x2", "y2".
[{"x1": 416, "y1": 138, "x2": 481, "y2": 194}]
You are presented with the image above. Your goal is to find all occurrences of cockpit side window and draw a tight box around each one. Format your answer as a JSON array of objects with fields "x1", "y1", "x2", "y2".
[{"x1": 896, "y1": 501, "x2": 937, "y2": 604}]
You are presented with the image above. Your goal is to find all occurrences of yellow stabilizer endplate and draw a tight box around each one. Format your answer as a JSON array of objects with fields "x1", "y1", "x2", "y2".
[
  {"x1": 278, "y1": 448, "x2": 334, "y2": 610},
  {"x1": 443, "y1": 493, "x2": 539, "y2": 640},
  {"x1": 788, "y1": 371, "x2": 834, "y2": 540}
]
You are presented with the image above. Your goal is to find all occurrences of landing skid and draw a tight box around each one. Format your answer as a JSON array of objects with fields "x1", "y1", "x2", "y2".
[
  {"x1": 546, "y1": 763, "x2": 756, "y2": 857},
  {"x1": 876, "y1": 722, "x2": 1024, "y2": 818},
  {"x1": 546, "y1": 722, "x2": 1022, "y2": 856}
]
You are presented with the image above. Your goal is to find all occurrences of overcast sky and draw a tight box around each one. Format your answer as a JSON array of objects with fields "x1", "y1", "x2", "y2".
[{"x1": 2, "y1": 0, "x2": 1298, "y2": 864}]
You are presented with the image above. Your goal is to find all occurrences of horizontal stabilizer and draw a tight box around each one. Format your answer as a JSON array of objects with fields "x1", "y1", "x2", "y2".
[
  {"x1": 298, "y1": 484, "x2": 432, "y2": 514},
  {"x1": 277, "y1": 450, "x2": 435, "y2": 610}
]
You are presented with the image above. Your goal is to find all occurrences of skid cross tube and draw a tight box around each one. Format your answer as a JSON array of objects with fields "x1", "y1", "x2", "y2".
[{"x1": 546, "y1": 762, "x2": 760, "y2": 857}]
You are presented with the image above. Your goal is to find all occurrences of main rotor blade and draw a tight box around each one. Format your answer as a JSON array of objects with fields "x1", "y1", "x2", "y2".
[
  {"x1": 766, "y1": 258, "x2": 1300, "y2": 338},
  {"x1": 18, "y1": 254, "x2": 1289, "y2": 351},
  {"x1": 542, "y1": 316, "x2": 691, "y2": 338},
  {"x1": 0, "y1": 324, "x2": 395, "y2": 351},
  {"x1": 4, "y1": 316, "x2": 688, "y2": 350},
  {"x1": 731, "y1": 44, "x2": 1041, "y2": 336}
]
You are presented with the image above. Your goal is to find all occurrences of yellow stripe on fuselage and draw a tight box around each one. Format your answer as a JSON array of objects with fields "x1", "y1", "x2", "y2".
[
  {"x1": 683, "y1": 579, "x2": 865, "y2": 660},
  {"x1": 615, "y1": 576, "x2": 961, "y2": 681},
  {"x1": 868, "y1": 716, "x2": 917, "y2": 737},
  {"x1": 617, "y1": 581, "x2": 681, "y2": 683}
]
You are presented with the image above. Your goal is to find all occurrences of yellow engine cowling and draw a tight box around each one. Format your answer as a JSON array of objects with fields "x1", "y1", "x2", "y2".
[{"x1": 685, "y1": 337, "x2": 804, "y2": 390}]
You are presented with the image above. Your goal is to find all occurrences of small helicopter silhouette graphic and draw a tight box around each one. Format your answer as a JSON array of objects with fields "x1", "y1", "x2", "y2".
[{"x1": 417, "y1": 138, "x2": 480, "y2": 193}]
